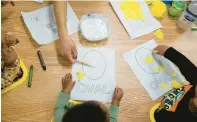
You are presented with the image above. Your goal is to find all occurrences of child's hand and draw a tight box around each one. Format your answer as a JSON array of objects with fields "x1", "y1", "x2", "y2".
[
  {"x1": 62, "y1": 73, "x2": 75, "y2": 94},
  {"x1": 112, "y1": 88, "x2": 124, "y2": 106},
  {"x1": 153, "y1": 45, "x2": 170, "y2": 56}
]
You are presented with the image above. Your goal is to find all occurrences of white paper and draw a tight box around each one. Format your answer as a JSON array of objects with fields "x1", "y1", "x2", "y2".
[
  {"x1": 71, "y1": 48, "x2": 116, "y2": 102},
  {"x1": 21, "y1": 3, "x2": 79, "y2": 44},
  {"x1": 123, "y1": 40, "x2": 185, "y2": 100},
  {"x1": 110, "y1": 0, "x2": 162, "y2": 39}
]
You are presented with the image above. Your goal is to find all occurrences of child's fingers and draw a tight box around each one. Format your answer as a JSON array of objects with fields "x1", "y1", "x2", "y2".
[{"x1": 70, "y1": 81, "x2": 76, "y2": 90}]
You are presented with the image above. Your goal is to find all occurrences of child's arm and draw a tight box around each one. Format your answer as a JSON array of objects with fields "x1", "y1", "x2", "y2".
[
  {"x1": 164, "y1": 47, "x2": 197, "y2": 85},
  {"x1": 54, "y1": 73, "x2": 75, "y2": 122},
  {"x1": 54, "y1": 92, "x2": 70, "y2": 122},
  {"x1": 154, "y1": 46, "x2": 197, "y2": 85},
  {"x1": 109, "y1": 88, "x2": 123, "y2": 122}
]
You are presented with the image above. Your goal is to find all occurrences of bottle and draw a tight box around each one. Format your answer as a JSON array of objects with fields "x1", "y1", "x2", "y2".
[
  {"x1": 168, "y1": 0, "x2": 187, "y2": 17},
  {"x1": 177, "y1": 1, "x2": 197, "y2": 29}
]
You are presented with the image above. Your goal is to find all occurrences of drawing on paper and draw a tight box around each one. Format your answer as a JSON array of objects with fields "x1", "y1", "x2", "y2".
[
  {"x1": 71, "y1": 48, "x2": 115, "y2": 102},
  {"x1": 75, "y1": 83, "x2": 110, "y2": 94},
  {"x1": 82, "y1": 50, "x2": 106, "y2": 80},
  {"x1": 123, "y1": 40, "x2": 185, "y2": 100},
  {"x1": 46, "y1": 22, "x2": 58, "y2": 38},
  {"x1": 135, "y1": 47, "x2": 182, "y2": 90},
  {"x1": 21, "y1": 3, "x2": 79, "y2": 45},
  {"x1": 110, "y1": 0, "x2": 162, "y2": 39}
]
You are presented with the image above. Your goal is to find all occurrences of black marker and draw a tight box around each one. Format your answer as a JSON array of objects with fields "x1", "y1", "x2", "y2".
[{"x1": 37, "y1": 50, "x2": 46, "y2": 71}]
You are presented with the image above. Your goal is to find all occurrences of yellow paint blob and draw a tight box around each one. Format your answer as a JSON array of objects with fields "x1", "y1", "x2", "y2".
[
  {"x1": 77, "y1": 70, "x2": 85, "y2": 81},
  {"x1": 93, "y1": 42, "x2": 96, "y2": 47},
  {"x1": 154, "y1": 29, "x2": 164, "y2": 40},
  {"x1": 171, "y1": 80, "x2": 182, "y2": 89},
  {"x1": 171, "y1": 72, "x2": 176, "y2": 77},
  {"x1": 160, "y1": 65, "x2": 166, "y2": 72},
  {"x1": 150, "y1": 1, "x2": 166, "y2": 19},
  {"x1": 120, "y1": 0, "x2": 144, "y2": 20},
  {"x1": 133, "y1": 96, "x2": 137, "y2": 100},
  {"x1": 145, "y1": 55, "x2": 154, "y2": 63},
  {"x1": 160, "y1": 82, "x2": 168, "y2": 89},
  {"x1": 154, "y1": 66, "x2": 160, "y2": 73}
]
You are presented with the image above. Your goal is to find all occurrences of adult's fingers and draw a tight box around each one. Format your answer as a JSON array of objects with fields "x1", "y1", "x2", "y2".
[
  {"x1": 67, "y1": 53, "x2": 75, "y2": 64},
  {"x1": 72, "y1": 47, "x2": 78, "y2": 59}
]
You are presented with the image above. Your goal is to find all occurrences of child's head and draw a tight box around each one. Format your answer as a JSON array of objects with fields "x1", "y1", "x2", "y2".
[{"x1": 62, "y1": 101, "x2": 109, "y2": 122}]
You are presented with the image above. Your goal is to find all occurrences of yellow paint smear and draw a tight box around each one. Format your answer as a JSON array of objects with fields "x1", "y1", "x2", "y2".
[
  {"x1": 154, "y1": 66, "x2": 160, "y2": 73},
  {"x1": 120, "y1": 0, "x2": 144, "y2": 20},
  {"x1": 160, "y1": 82, "x2": 168, "y2": 89},
  {"x1": 93, "y1": 42, "x2": 96, "y2": 47},
  {"x1": 171, "y1": 71, "x2": 176, "y2": 77},
  {"x1": 77, "y1": 70, "x2": 85, "y2": 81},
  {"x1": 154, "y1": 29, "x2": 164, "y2": 40},
  {"x1": 145, "y1": 55, "x2": 154, "y2": 63},
  {"x1": 160, "y1": 65, "x2": 166, "y2": 72},
  {"x1": 171, "y1": 80, "x2": 182, "y2": 89}
]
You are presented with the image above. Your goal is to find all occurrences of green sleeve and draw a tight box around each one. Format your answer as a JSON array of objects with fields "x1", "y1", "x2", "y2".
[
  {"x1": 54, "y1": 92, "x2": 74, "y2": 122},
  {"x1": 109, "y1": 104, "x2": 119, "y2": 122}
]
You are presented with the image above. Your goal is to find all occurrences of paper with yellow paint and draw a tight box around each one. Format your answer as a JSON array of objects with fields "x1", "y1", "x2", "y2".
[
  {"x1": 160, "y1": 82, "x2": 168, "y2": 89},
  {"x1": 120, "y1": 1, "x2": 144, "y2": 20},
  {"x1": 110, "y1": 0, "x2": 162, "y2": 39},
  {"x1": 71, "y1": 47, "x2": 116, "y2": 102},
  {"x1": 123, "y1": 40, "x2": 186, "y2": 100}
]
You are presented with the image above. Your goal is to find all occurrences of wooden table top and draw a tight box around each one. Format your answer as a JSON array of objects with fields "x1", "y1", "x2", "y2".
[{"x1": 2, "y1": 1, "x2": 197, "y2": 122}]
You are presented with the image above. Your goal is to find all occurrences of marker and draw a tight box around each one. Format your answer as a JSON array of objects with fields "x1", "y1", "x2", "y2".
[
  {"x1": 37, "y1": 50, "x2": 46, "y2": 71},
  {"x1": 28, "y1": 65, "x2": 33, "y2": 87}
]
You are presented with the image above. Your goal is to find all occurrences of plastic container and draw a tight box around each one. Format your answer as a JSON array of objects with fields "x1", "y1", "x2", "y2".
[
  {"x1": 80, "y1": 14, "x2": 110, "y2": 42},
  {"x1": 1, "y1": 58, "x2": 28, "y2": 94},
  {"x1": 177, "y1": 1, "x2": 197, "y2": 29},
  {"x1": 168, "y1": 0, "x2": 187, "y2": 17}
]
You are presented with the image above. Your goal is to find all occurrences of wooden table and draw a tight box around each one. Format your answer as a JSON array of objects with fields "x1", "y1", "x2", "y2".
[{"x1": 2, "y1": 1, "x2": 197, "y2": 122}]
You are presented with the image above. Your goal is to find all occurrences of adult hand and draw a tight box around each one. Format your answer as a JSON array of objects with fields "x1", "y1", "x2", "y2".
[
  {"x1": 62, "y1": 73, "x2": 75, "y2": 94},
  {"x1": 153, "y1": 45, "x2": 170, "y2": 56},
  {"x1": 58, "y1": 33, "x2": 78, "y2": 64},
  {"x1": 112, "y1": 87, "x2": 124, "y2": 106}
]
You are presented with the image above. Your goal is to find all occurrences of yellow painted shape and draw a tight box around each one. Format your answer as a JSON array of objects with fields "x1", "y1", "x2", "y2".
[
  {"x1": 154, "y1": 66, "x2": 160, "y2": 73},
  {"x1": 77, "y1": 70, "x2": 85, "y2": 80},
  {"x1": 150, "y1": 1, "x2": 166, "y2": 18},
  {"x1": 171, "y1": 71, "x2": 176, "y2": 77},
  {"x1": 171, "y1": 80, "x2": 182, "y2": 89},
  {"x1": 160, "y1": 65, "x2": 166, "y2": 72},
  {"x1": 93, "y1": 42, "x2": 96, "y2": 47},
  {"x1": 133, "y1": 96, "x2": 137, "y2": 100},
  {"x1": 145, "y1": 55, "x2": 154, "y2": 63},
  {"x1": 160, "y1": 82, "x2": 168, "y2": 89},
  {"x1": 120, "y1": 0, "x2": 144, "y2": 20},
  {"x1": 154, "y1": 29, "x2": 164, "y2": 40}
]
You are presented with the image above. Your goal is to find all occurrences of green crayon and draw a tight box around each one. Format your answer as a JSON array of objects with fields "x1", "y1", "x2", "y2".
[{"x1": 28, "y1": 65, "x2": 33, "y2": 87}]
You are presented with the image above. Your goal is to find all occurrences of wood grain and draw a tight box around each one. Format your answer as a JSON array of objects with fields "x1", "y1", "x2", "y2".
[{"x1": 2, "y1": 1, "x2": 197, "y2": 122}]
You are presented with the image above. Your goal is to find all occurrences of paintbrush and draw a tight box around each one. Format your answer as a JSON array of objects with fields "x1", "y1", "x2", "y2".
[{"x1": 76, "y1": 58, "x2": 95, "y2": 68}]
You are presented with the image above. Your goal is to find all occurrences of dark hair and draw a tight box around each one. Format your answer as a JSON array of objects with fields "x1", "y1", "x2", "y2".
[{"x1": 62, "y1": 101, "x2": 108, "y2": 122}]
